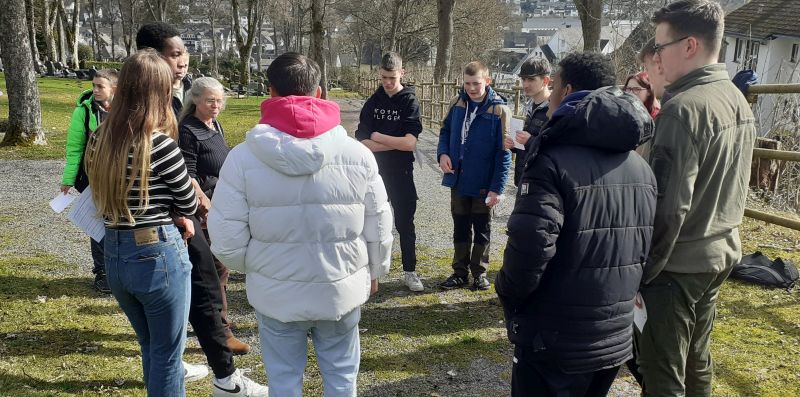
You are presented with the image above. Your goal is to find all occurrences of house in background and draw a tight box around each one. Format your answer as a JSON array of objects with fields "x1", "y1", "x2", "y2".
[{"x1": 722, "y1": 0, "x2": 800, "y2": 135}]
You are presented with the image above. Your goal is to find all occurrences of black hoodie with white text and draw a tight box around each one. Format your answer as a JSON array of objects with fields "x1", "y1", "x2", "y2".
[{"x1": 355, "y1": 86, "x2": 423, "y2": 170}]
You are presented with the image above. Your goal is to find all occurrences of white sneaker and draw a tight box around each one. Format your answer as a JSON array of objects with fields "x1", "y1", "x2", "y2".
[
  {"x1": 183, "y1": 360, "x2": 209, "y2": 382},
  {"x1": 212, "y1": 368, "x2": 269, "y2": 397},
  {"x1": 404, "y1": 271, "x2": 424, "y2": 292}
]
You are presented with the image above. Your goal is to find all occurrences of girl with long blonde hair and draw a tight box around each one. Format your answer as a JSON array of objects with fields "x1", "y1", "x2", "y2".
[{"x1": 85, "y1": 49, "x2": 197, "y2": 396}]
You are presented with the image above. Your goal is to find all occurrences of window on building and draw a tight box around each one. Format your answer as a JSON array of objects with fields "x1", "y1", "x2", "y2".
[{"x1": 734, "y1": 38, "x2": 744, "y2": 62}]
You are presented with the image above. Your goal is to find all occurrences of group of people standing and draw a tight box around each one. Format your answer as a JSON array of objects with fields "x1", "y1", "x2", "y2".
[{"x1": 57, "y1": 0, "x2": 756, "y2": 396}]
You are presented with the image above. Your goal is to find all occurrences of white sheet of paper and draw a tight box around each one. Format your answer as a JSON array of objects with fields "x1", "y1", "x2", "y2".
[
  {"x1": 67, "y1": 187, "x2": 105, "y2": 243},
  {"x1": 509, "y1": 118, "x2": 526, "y2": 150},
  {"x1": 49, "y1": 190, "x2": 78, "y2": 213},
  {"x1": 633, "y1": 292, "x2": 648, "y2": 332}
]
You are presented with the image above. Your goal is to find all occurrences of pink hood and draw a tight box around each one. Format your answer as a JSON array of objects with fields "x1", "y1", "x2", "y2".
[{"x1": 259, "y1": 96, "x2": 341, "y2": 138}]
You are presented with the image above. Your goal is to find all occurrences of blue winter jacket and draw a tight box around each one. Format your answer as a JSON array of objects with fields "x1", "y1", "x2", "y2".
[{"x1": 436, "y1": 86, "x2": 512, "y2": 197}]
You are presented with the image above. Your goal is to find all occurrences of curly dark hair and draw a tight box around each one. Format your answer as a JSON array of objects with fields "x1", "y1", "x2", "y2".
[
  {"x1": 557, "y1": 52, "x2": 616, "y2": 92},
  {"x1": 136, "y1": 22, "x2": 180, "y2": 52}
]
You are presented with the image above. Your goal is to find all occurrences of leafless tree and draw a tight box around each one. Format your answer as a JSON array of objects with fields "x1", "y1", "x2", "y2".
[
  {"x1": 433, "y1": 0, "x2": 454, "y2": 83},
  {"x1": 575, "y1": 0, "x2": 603, "y2": 52},
  {"x1": 231, "y1": 0, "x2": 263, "y2": 86}
]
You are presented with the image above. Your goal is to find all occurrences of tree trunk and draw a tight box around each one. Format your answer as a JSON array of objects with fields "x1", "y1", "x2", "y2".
[
  {"x1": 257, "y1": 17, "x2": 264, "y2": 72},
  {"x1": 57, "y1": 9, "x2": 66, "y2": 63},
  {"x1": 0, "y1": 0, "x2": 46, "y2": 146},
  {"x1": 231, "y1": 0, "x2": 263, "y2": 88},
  {"x1": 310, "y1": 0, "x2": 326, "y2": 98},
  {"x1": 272, "y1": 24, "x2": 279, "y2": 57},
  {"x1": 25, "y1": 0, "x2": 41, "y2": 73},
  {"x1": 434, "y1": 0, "x2": 454, "y2": 83},
  {"x1": 210, "y1": 12, "x2": 219, "y2": 78},
  {"x1": 387, "y1": 0, "x2": 402, "y2": 52},
  {"x1": 59, "y1": 0, "x2": 80, "y2": 68},
  {"x1": 43, "y1": 0, "x2": 59, "y2": 62},
  {"x1": 575, "y1": 0, "x2": 602, "y2": 52},
  {"x1": 90, "y1": 0, "x2": 100, "y2": 59}
]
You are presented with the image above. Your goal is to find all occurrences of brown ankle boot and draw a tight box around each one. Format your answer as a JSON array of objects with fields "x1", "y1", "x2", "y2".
[{"x1": 226, "y1": 336, "x2": 251, "y2": 355}]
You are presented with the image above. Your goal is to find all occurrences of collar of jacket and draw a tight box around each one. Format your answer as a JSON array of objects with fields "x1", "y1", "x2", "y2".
[
  {"x1": 664, "y1": 63, "x2": 729, "y2": 96},
  {"x1": 259, "y1": 96, "x2": 342, "y2": 139},
  {"x1": 457, "y1": 85, "x2": 506, "y2": 113}
]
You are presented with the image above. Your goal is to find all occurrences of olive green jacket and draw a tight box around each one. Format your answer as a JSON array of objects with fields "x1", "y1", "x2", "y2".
[{"x1": 644, "y1": 64, "x2": 756, "y2": 283}]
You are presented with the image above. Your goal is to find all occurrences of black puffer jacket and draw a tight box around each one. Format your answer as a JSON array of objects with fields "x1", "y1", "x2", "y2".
[{"x1": 495, "y1": 86, "x2": 657, "y2": 374}]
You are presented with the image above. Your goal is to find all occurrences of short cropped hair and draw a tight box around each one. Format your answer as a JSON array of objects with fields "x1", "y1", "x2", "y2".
[
  {"x1": 652, "y1": 0, "x2": 724, "y2": 53},
  {"x1": 380, "y1": 52, "x2": 403, "y2": 71},
  {"x1": 94, "y1": 69, "x2": 118, "y2": 85},
  {"x1": 136, "y1": 22, "x2": 180, "y2": 52},
  {"x1": 519, "y1": 58, "x2": 552, "y2": 78},
  {"x1": 464, "y1": 61, "x2": 490, "y2": 78},
  {"x1": 267, "y1": 52, "x2": 321, "y2": 96},
  {"x1": 638, "y1": 38, "x2": 657, "y2": 63},
  {"x1": 557, "y1": 53, "x2": 616, "y2": 92}
]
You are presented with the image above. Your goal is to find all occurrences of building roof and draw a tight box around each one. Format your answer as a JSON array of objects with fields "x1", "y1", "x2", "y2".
[
  {"x1": 725, "y1": 0, "x2": 800, "y2": 40},
  {"x1": 522, "y1": 17, "x2": 582, "y2": 30}
]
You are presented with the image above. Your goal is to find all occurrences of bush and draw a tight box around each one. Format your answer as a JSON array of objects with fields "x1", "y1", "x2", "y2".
[
  {"x1": 77, "y1": 44, "x2": 94, "y2": 64},
  {"x1": 83, "y1": 60, "x2": 124, "y2": 70}
]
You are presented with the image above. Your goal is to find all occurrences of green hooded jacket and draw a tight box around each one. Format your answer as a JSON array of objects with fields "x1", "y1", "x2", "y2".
[
  {"x1": 62, "y1": 89, "x2": 102, "y2": 190},
  {"x1": 644, "y1": 64, "x2": 756, "y2": 283}
]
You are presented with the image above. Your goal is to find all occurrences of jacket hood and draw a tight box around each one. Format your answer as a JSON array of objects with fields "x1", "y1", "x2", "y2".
[
  {"x1": 458, "y1": 85, "x2": 507, "y2": 112},
  {"x1": 76, "y1": 89, "x2": 94, "y2": 107},
  {"x1": 372, "y1": 85, "x2": 417, "y2": 102},
  {"x1": 246, "y1": 122, "x2": 346, "y2": 177},
  {"x1": 540, "y1": 86, "x2": 653, "y2": 153},
  {"x1": 259, "y1": 96, "x2": 341, "y2": 139}
]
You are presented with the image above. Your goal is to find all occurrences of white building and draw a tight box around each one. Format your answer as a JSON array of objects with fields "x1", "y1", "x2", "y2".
[{"x1": 722, "y1": 0, "x2": 800, "y2": 135}]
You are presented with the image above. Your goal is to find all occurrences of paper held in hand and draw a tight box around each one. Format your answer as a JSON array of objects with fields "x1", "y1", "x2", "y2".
[
  {"x1": 67, "y1": 187, "x2": 106, "y2": 243},
  {"x1": 509, "y1": 118, "x2": 526, "y2": 150},
  {"x1": 49, "y1": 189, "x2": 78, "y2": 213},
  {"x1": 633, "y1": 292, "x2": 648, "y2": 332}
]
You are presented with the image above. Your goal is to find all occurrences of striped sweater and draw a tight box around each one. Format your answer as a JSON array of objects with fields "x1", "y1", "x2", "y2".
[{"x1": 105, "y1": 132, "x2": 197, "y2": 229}]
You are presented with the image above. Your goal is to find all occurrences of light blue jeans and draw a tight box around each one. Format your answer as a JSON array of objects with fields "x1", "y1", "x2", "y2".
[
  {"x1": 256, "y1": 308, "x2": 361, "y2": 397},
  {"x1": 104, "y1": 224, "x2": 192, "y2": 397}
]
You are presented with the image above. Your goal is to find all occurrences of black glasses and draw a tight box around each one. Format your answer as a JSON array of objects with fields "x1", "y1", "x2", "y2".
[
  {"x1": 653, "y1": 36, "x2": 689, "y2": 55},
  {"x1": 623, "y1": 86, "x2": 648, "y2": 93}
]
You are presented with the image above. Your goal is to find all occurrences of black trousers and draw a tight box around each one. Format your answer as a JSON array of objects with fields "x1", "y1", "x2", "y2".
[
  {"x1": 450, "y1": 189, "x2": 491, "y2": 278},
  {"x1": 90, "y1": 237, "x2": 105, "y2": 274},
  {"x1": 381, "y1": 167, "x2": 418, "y2": 272},
  {"x1": 185, "y1": 215, "x2": 235, "y2": 379},
  {"x1": 512, "y1": 345, "x2": 620, "y2": 397}
]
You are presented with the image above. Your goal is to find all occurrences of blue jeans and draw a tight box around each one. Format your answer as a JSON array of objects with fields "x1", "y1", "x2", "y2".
[
  {"x1": 104, "y1": 224, "x2": 192, "y2": 397},
  {"x1": 257, "y1": 308, "x2": 361, "y2": 397}
]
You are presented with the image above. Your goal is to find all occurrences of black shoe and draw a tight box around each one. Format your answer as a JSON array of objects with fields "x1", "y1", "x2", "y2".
[
  {"x1": 94, "y1": 272, "x2": 111, "y2": 294},
  {"x1": 439, "y1": 274, "x2": 468, "y2": 289},
  {"x1": 472, "y1": 274, "x2": 490, "y2": 290}
]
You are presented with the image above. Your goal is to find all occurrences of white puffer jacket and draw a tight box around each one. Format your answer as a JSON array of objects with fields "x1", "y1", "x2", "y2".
[{"x1": 208, "y1": 96, "x2": 393, "y2": 322}]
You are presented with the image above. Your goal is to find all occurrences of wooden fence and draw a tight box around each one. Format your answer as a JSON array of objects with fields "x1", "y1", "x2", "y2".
[
  {"x1": 356, "y1": 76, "x2": 800, "y2": 231},
  {"x1": 358, "y1": 74, "x2": 526, "y2": 128}
]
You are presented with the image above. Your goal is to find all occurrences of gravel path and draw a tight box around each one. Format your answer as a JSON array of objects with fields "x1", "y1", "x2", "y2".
[{"x1": 0, "y1": 98, "x2": 639, "y2": 396}]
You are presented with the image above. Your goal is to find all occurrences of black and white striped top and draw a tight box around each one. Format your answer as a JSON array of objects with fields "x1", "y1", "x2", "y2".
[{"x1": 106, "y1": 132, "x2": 197, "y2": 229}]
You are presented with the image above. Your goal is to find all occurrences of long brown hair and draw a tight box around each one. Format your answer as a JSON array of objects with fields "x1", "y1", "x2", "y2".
[{"x1": 85, "y1": 49, "x2": 178, "y2": 225}]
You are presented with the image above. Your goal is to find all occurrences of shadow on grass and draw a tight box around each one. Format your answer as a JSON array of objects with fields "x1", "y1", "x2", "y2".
[
  {"x1": 1, "y1": 328, "x2": 141, "y2": 358},
  {"x1": 0, "y1": 275, "x2": 98, "y2": 300},
  {"x1": 0, "y1": 373, "x2": 145, "y2": 394},
  {"x1": 359, "y1": 297, "x2": 505, "y2": 337}
]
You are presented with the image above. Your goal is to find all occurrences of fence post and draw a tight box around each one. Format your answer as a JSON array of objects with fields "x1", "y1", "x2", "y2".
[{"x1": 514, "y1": 84, "x2": 522, "y2": 117}]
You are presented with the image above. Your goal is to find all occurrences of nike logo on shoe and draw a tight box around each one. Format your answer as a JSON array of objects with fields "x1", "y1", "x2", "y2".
[{"x1": 214, "y1": 383, "x2": 242, "y2": 394}]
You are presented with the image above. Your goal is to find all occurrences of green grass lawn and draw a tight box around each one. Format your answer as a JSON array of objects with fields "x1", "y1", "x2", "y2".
[{"x1": 1, "y1": 76, "x2": 799, "y2": 396}]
